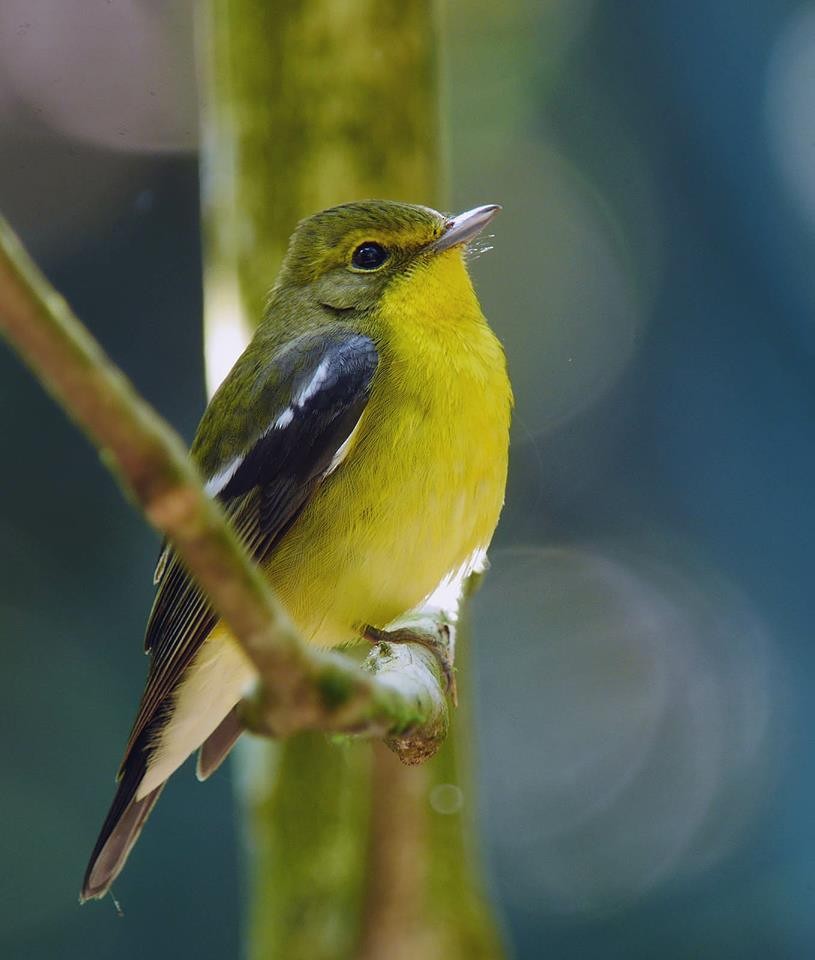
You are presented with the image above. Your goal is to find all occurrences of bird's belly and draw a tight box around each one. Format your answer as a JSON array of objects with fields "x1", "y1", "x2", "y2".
[
  {"x1": 140, "y1": 447, "x2": 497, "y2": 796},
  {"x1": 324, "y1": 490, "x2": 477, "y2": 634},
  {"x1": 263, "y1": 404, "x2": 508, "y2": 647}
]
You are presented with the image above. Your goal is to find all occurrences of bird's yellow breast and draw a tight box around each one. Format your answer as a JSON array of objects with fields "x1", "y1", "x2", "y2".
[{"x1": 264, "y1": 249, "x2": 512, "y2": 646}]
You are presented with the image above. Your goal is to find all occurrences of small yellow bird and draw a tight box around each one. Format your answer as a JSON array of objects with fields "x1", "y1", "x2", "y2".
[{"x1": 81, "y1": 199, "x2": 512, "y2": 901}]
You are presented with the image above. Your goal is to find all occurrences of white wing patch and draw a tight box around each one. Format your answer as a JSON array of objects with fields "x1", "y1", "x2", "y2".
[
  {"x1": 204, "y1": 455, "x2": 243, "y2": 497},
  {"x1": 295, "y1": 357, "x2": 331, "y2": 406},
  {"x1": 205, "y1": 362, "x2": 360, "y2": 497},
  {"x1": 324, "y1": 415, "x2": 364, "y2": 476},
  {"x1": 205, "y1": 407, "x2": 298, "y2": 498},
  {"x1": 274, "y1": 407, "x2": 294, "y2": 429}
]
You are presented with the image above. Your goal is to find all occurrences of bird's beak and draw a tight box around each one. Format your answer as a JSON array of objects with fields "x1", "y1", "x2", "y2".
[{"x1": 429, "y1": 204, "x2": 502, "y2": 253}]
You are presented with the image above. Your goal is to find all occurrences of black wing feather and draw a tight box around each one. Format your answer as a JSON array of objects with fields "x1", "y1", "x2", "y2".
[
  {"x1": 120, "y1": 331, "x2": 378, "y2": 765},
  {"x1": 83, "y1": 325, "x2": 378, "y2": 902}
]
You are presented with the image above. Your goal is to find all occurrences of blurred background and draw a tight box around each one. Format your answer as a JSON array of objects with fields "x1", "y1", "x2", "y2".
[{"x1": 1, "y1": 0, "x2": 813, "y2": 956}]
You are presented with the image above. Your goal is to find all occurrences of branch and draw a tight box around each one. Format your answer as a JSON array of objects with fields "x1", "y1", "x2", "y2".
[{"x1": 0, "y1": 214, "x2": 449, "y2": 764}]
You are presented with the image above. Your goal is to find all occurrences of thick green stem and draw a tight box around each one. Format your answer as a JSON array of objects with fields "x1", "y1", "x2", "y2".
[{"x1": 197, "y1": 2, "x2": 506, "y2": 959}]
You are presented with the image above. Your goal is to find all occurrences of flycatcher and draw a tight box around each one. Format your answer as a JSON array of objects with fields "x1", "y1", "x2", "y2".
[{"x1": 81, "y1": 199, "x2": 512, "y2": 901}]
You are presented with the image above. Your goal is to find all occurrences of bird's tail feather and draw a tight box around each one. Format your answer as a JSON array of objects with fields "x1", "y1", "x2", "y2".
[
  {"x1": 196, "y1": 706, "x2": 242, "y2": 781},
  {"x1": 80, "y1": 728, "x2": 162, "y2": 903},
  {"x1": 80, "y1": 784, "x2": 164, "y2": 902}
]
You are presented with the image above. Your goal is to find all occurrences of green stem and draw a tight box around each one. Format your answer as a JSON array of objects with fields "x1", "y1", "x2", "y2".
[{"x1": 197, "y1": 2, "x2": 507, "y2": 958}]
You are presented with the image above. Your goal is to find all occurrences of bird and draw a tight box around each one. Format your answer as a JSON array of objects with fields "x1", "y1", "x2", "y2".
[{"x1": 81, "y1": 199, "x2": 512, "y2": 902}]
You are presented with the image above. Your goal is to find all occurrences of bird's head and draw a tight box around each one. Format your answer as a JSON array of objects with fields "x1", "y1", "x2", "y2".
[{"x1": 273, "y1": 199, "x2": 500, "y2": 314}]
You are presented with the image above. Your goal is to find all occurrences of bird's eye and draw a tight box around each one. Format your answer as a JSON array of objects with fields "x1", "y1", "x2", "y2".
[{"x1": 351, "y1": 242, "x2": 389, "y2": 270}]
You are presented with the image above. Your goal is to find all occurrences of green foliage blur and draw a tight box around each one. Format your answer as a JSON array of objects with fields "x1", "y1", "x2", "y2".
[{"x1": 1, "y1": 1, "x2": 814, "y2": 957}]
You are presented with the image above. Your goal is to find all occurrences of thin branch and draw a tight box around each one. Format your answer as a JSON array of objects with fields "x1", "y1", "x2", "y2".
[{"x1": 0, "y1": 214, "x2": 449, "y2": 764}]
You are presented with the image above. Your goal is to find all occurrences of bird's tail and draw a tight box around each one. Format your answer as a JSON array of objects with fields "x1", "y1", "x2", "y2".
[
  {"x1": 196, "y1": 707, "x2": 243, "y2": 782},
  {"x1": 80, "y1": 732, "x2": 162, "y2": 903}
]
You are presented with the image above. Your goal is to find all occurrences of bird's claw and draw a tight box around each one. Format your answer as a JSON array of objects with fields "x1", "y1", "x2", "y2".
[{"x1": 363, "y1": 622, "x2": 458, "y2": 706}]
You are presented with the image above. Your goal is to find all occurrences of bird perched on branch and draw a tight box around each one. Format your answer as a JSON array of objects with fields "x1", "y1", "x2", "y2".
[{"x1": 81, "y1": 199, "x2": 512, "y2": 901}]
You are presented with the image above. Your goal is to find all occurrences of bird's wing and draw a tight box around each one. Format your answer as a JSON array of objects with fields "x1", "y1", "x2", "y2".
[{"x1": 119, "y1": 329, "x2": 379, "y2": 769}]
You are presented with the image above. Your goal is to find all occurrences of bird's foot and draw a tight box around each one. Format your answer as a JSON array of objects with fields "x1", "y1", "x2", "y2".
[{"x1": 363, "y1": 620, "x2": 457, "y2": 706}]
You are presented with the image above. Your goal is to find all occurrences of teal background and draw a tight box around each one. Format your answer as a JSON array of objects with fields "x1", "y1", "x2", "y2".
[{"x1": 2, "y1": 1, "x2": 815, "y2": 956}]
